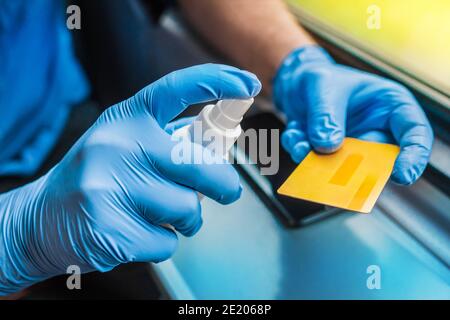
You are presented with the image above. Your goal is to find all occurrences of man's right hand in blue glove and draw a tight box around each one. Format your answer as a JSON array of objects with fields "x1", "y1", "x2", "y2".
[
  {"x1": 0, "y1": 64, "x2": 262, "y2": 296},
  {"x1": 274, "y1": 46, "x2": 434, "y2": 185}
]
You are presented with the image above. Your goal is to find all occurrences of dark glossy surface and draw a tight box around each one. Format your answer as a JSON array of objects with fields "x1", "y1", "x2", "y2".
[{"x1": 153, "y1": 179, "x2": 450, "y2": 299}]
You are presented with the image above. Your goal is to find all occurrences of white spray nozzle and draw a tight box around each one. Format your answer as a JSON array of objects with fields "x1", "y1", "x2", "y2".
[
  {"x1": 209, "y1": 98, "x2": 254, "y2": 130},
  {"x1": 174, "y1": 98, "x2": 255, "y2": 204}
]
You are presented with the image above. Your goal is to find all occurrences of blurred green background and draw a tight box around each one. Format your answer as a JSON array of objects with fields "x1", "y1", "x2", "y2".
[{"x1": 287, "y1": 0, "x2": 450, "y2": 95}]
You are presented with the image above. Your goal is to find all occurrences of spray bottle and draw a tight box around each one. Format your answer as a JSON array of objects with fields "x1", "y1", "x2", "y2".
[{"x1": 172, "y1": 98, "x2": 254, "y2": 200}]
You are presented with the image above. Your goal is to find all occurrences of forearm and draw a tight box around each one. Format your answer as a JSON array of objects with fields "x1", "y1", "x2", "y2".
[{"x1": 179, "y1": 0, "x2": 315, "y2": 92}]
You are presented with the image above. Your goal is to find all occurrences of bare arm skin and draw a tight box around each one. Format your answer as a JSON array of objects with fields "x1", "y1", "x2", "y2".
[{"x1": 178, "y1": 0, "x2": 316, "y2": 93}]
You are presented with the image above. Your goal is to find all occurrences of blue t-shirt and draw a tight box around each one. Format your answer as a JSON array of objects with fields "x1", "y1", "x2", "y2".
[{"x1": 0, "y1": 0, "x2": 89, "y2": 176}]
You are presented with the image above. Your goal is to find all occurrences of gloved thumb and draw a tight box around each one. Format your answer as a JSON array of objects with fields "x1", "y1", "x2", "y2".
[
  {"x1": 138, "y1": 64, "x2": 261, "y2": 128},
  {"x1": 305, "y1": 72, "x2": 346, "y2": 153}
]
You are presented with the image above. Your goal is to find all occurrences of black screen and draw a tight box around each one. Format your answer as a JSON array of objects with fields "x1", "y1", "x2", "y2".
[{"x1": 237, "y1": 112, "x2": 332, "y2": 227}]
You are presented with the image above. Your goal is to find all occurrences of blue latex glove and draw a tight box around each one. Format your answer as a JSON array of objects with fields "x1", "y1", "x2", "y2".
[
  {"x1": 274, "y1": 46, "x2": 433, "y2": 185},
  {"x1": 0, "y1": 64, "x2": 261, "y2": 295}
]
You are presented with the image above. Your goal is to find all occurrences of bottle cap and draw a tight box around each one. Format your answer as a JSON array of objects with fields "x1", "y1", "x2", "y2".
[{"x1": 209, "y1": 98, "x2": 254, "y2": 130}]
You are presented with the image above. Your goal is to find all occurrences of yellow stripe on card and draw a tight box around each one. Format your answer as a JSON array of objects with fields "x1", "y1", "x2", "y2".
[
  {"x1": 329, "y1": 154, "x2": 364, "y2": 186},
  {"x1": 348, "y1": 174, "x2": 378, "y2": 211}
]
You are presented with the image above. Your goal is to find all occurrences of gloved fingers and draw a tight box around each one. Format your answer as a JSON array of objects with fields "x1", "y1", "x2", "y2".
[
  {"x1": 291, "y1": 140, "x2": 312, "y2": 163},
  {"x1": 286, "y1": 120, "x2": 304, "y2": 130},
  {"x1": 165, "y1": 116, "x2": 195, "y2": 135},
  {"x1": 281, "y1": 123, "x2": 311, "y2": 163},
  {"x1": 152, "y1": 130, "x2": 242, "y2": 205},
  {"x1": 303, "y1": 70, "x2": 347, "y2": 153},
  {"x1": 355, "y1": 130, "x2": 395, "y2": 144},
  {"x1": 389, "y1": 102, "x2": 433, "y2": 185},
  {"x1": 132, "y1": 177, "x2": 203, "y2": 237},
  {"x1": 138, "y1": 64, "x2": 261, "y2": 127},
  {"x1": 124, "y1": 223, "x2": 179, "y2": 263}
]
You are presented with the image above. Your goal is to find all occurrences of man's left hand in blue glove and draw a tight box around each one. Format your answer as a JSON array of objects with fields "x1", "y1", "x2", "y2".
[{"x1": 0, "y1": 64, "x2": 261, "y2": 296}]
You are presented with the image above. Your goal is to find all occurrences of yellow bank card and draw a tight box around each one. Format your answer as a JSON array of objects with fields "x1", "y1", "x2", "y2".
[{"x1": 277, "y1": 138, "x2": 400, "y2": 213}]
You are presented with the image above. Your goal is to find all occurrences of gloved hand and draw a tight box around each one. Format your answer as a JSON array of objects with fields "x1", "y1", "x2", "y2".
[
  {"x1": 0, "y1": 64, "x2": 261, "y2": 295},
  {"x1": 274, "y1": 46, "x2": 433, "y2": 185}
]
